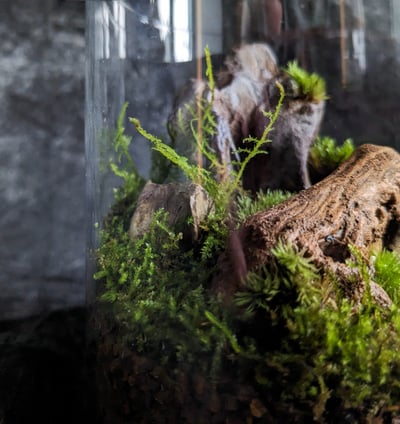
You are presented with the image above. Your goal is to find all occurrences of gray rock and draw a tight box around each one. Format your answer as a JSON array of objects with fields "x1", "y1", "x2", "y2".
[
  {"x1": 0, "y1": 0, "x2": 85, "y2": 319},
  {"x1": 129, "y1": 181, "x2": 214, "y2": 247}
]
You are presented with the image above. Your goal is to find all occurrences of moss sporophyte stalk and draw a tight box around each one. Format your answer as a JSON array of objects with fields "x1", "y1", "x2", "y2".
[{"x1": 94, "y1": 47, "x2": 400, "y2": 422}]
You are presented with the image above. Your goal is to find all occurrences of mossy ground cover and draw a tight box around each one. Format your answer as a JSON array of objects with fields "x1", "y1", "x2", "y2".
[
  {"x1": 95, "y1": 201, "x2": 400, "y2": 422},
  {"x1": 94, "y1": 59, "x2": 400, "y2": 423}
]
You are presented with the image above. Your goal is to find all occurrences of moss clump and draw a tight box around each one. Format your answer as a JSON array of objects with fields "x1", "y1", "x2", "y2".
[
  {"x1": 96, "y1": 211, "x2": 400, "y2": 422},
  {"x1": 308, "y1": 136, "x2": 355, "y2": 182},
  {"x1": 309, "y1": 136, "x2": 355, "y2": 171},
  {"x1": 235, "y1": 243, "x2": 400, "y2": 421},
  {"x1": 95, "y1": 209, "x2": 227, "y2": 368},
  {"x1": 375, "y1": 249, "x2": 400, "y2": 304},
  {"x1": 284, "y1": 61, "x2": 329, "y2": 102},
  {"x1": 235, "y1": 189, "x2": 292, "y2": 223}
]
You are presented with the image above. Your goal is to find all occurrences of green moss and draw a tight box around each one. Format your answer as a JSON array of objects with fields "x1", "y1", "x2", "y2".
[
  {"x1": 95, "y1": 208, "x2": 232, "y2": 375},
  {"x1": 374, "y1": 249, "x2": 400, "y2": 304},
  {"x1": 309, "y1": 136, "x2": 355, "y2": 178},
  {"x1": 234, "y1": 243, "x2": 400, "y2": 420},
  {"x1": 96, "y1": 218, "x2": 400, "y2": 420},
  {"x1": 94, "y1": 52, "x2": 400, "y2": 422},
  {"x1": 284, "y1": 61, "x2": 328, "y2": 102},
  {"x1": 235, "y1": 189, "x2": 292, "y2": 224},
  {"x1": 108, "y1": 102, "x2": 145, "y2": 202}
]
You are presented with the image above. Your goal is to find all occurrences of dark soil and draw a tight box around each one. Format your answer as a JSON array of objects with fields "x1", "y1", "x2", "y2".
[{"x1": 0, "y1": 307, "x2": 100, "y2": 424}]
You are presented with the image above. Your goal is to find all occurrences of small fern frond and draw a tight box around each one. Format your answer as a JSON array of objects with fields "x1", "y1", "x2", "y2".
[
  {"x1": 131, "y1": 117, "x2": 205, "y2": 184},
  {"x1": 231, "y1": 81, "x2": 285, "y2": 194}
]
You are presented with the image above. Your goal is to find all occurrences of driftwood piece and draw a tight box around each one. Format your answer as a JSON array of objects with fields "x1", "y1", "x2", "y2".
[
  {"x1": 167, "y1": 43, "x2": 325, "y2": 192},
  {"x1": 240, "y1": 78, "x2": 325, "y2": 193},
  {"x1": 215, "y1": 144, "x2": 400, "y2": 306},
  {"x1": 167, "y1": 43, "x2": 279, "y2": 183},
  {"x1": 129, "y1": 181, "x2": 213, "y2": 246}
]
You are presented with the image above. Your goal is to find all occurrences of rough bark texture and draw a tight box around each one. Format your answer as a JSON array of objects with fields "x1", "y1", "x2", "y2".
[{"x1": 215, "y1": 144, "x2": 400, "y2": 305}]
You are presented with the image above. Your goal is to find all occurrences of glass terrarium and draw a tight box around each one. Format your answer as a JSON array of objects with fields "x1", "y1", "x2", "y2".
[{"x1": 86, "y1": 1, "x2": 400, "y2": 422}]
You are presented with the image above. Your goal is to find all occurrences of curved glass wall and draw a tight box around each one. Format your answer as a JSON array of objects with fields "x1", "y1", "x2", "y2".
[{"x1": 86, "y1": 1, "x2": 400, "y2": 421}]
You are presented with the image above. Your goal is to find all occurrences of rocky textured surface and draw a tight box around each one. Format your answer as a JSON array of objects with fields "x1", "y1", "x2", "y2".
[
  {"x1": 0, "y1": 0, "x2": 85, "y2": 320},
  {"x1": 0, "y1": 4, "x2": 97, "y2": 423}
]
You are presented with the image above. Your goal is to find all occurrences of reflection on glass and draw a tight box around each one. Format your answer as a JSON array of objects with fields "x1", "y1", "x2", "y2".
[
  {"x1": 95, "y1": 1, "x2": 126, "y2": 59},
  {"x1": 86, "y1": 2, "x2": 400, "y2": 420},
  {"x1": 157, "y1": 0, "x2": 192, "y2": 62},
  {"x1": 94, "y1": 0, "x2": 225, "y2": 63}
]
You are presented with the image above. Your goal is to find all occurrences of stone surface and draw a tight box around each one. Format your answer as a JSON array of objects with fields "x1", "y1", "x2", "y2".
[
  {"x1": 0, "y1": 0, "x2": 85, "y2": 320},
  {"x1": 129, "y1": 181, "x2": 214, "y2": 245}
]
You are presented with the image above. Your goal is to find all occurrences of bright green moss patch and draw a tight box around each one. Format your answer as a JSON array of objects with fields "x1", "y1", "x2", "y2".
[
  {"x1": 284, "y1": 61, "x2": 329, "y2": 102},
  {"x1": 309, "y1": 136, "x2": 355, "y2": 176},
  {"x1": 235, "y1": 242, "x2": 400, "y2": 420},
  {"x1": 235, "y1": 189, "x2": 292, "y2": 223},
  {"x1": 375, "y1": 249, "x2": 400, "y2": 304}
]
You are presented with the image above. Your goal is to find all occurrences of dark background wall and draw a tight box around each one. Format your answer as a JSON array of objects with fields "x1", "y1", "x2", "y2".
[{"x1": 0, "y1": 0, "x2": 86, "y2": 320}]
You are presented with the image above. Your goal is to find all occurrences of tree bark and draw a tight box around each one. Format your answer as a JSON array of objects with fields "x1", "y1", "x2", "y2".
[{"x1": 215, "y1": 144, "x2": 400, "y2": 306}]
